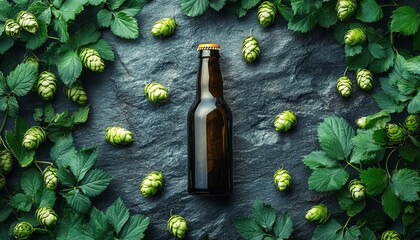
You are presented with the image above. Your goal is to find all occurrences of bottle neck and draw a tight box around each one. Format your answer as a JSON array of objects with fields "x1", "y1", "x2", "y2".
[{"x1": 197, "y1": 50, "x2": 223, "y2": 99}]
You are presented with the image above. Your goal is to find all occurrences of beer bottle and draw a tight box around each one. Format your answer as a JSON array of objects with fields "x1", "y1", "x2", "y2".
[{"x1": 187, "y1": 43, "x2": 233, "y2": 195}]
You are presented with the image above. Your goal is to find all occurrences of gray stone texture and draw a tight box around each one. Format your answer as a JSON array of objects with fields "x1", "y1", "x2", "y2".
[{"x1": 17, "y1": 1, "x2": 396, "y2": 239}]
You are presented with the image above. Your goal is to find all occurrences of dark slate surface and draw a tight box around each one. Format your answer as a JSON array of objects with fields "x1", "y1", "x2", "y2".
[{"x1": 20, "y1": 1, "x2": 384, "y2": 239}]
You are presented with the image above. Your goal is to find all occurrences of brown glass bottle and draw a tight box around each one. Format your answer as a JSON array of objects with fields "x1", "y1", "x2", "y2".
[{"x1": 187, "y1": 43, "x2": 233, "y2": 195}]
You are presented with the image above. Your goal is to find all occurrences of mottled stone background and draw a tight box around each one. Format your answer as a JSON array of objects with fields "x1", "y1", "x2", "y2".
[{"x1": 16, "y1": 0, "x2": 402, "y2": 239}]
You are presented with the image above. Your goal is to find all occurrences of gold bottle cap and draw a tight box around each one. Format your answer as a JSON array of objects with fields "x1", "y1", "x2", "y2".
[{"x1": 197, "y1": 43, "x2": 220, "y2": 51}]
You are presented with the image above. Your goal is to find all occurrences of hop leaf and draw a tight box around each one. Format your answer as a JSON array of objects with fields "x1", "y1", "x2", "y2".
[
  {"x1": 167, "y1": 211, "x2": 188, "y2": 239},
  {"x1": 105, "y1": 126, "x2": 134, "y2": 145},
  {"x1": 64, "y1": 81, "x2": 88, "y2": 105},
  {"x1": 0, "y1": 150, "x2": 13, "y2": 175},
  {"x1": 336, "y1": 76, "x2": 352, "y2": 97},
  {"x1": 274, "y1": 110, "x2": 297, "y2": 132},
  {"x1": 16, "y1": 11, "x2": 39, "y2": 34},
  {"x1": 35, "y1": 206, "x2": 58, "y2": 227},
  {"x1": 356, "y1": 68, "x2": 373, "y2": 91},
  {"x1": 12, "y1": 222, "x2": 34, "y2": 240},
  {"x1": 344, "y1": 28, "x2": 366, "y2": 46},
  {"x1": 305, "y1": 204, "x2": 330, "y2": 224},
  {"x1": 37, "y1": 71, "x2": 57, "y2": 101},
  {"x1": 242, "y1": 34, "x2": 260, "y2": 63},
  {"x1": 4, "y1": 19, "x2": 21, "y2": 38},
  {"x1": 140, "y1": 171, "x2": 163, "y2": 197},
  {"x1": 79, "y1": 48, "x2": 105, "y2": 73},
  {"x1": 273, "y1": 168, "x2": 291, "y2": 191},
  {"x1": 336, "y1": 0, "x2": 357, "y2": 21},
  {"x1": 257, "y1": 1, "x2": 277, "y2": 28},
  {"x1": 22, "y1": 126, "x2": 46, "y2": 150},
  {"x1": 151, "y1": 18, "x2": 176, "y2": 38},
  {"x1": 144, "y1": 82, "x2": 169, "y2": 104}
]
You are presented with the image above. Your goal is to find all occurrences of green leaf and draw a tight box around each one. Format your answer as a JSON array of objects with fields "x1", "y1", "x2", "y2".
[
  {"x1": 404, "y1": 56, "x2": 420, "y2": 75},
  {"x1": 308, "y1": 167, "x2": 349, "y2": 192},
  {"x1": 382, "y1": 184, "x2": 402, "y2": 220},
  {"x1": 407, "y1": 91, "x2": 420, "y2": 114},
  {"x1": 241, "y1": 0, "x2": 260, "y2": 10},
  {"x1": 273, "y1": 213, "x2": 293, "y2": 239},
  {"x1": 315, "y1": 1, "x2": 337, "y2": 28},
  {"x1": 6, "y1": 63, "x2": 38, "y2": 97},
  {"x1": 6, "y1": 95, "x2": 18, "y2": 118},
  {"x1": 317, "y1": 116, "x2": 355, "y2": 160},
  {"x1": 302, "y1": 151, "x2": 339, "y2": 170},
  {"x1": 373, "y1": 92, "x2": 405, "y2": 113},
  {"x1": 291, "y1": 0, "x2": 321, "y2": 14},
  {"x1": 80, "y1": 169, "x2": 112, "y2": 197},
  {"x1": 275, "y1": 2, "x2": 293, "y2": 21},
  {"x1": 39, "y1": 188, "x2": 56, "y2": 208},
  {"x1": 20, "y1": 20, "x2": 48, "y2": 50},
  {"x1": 53, "y1": 17, "x2": 69, "y2": 42},
  {"x1": 337, "y1": 189, "x2": 366, "y2": 217},
  {"x1": 252, "y1": 199, "x2": 276, "y2": 232},
  {"x1": 0, "y1": 96, "x2": 7, "y2": 112},
  {"x1": 209, "y1": 0, "x2": 226, "y2": 11},
  {"x1": 181, "y1": 0, "x2": 209, "y2": 16},
  {"x1": 368, "y1": 43, "x2": 386, "y2": 59},
  {"x1": 414, "y1": 30, "x2": 420, "y2": 51},
  {"x1": 118, "y1": 0, "x2": 147, "y2": 16},
  {"x1": 5, "y1": 117, "x2": 35, "y2": 167},
  {"x1": 399, "y1": 143, "x2": 420, "y2": 162},
  {"x1": 85, "y1": 39, "x2": 115, "y2": 61},
  {"x1": 110, "y1": 11, "x2": 139, "y2": 39},
  {"x1": 312, "y1": 218, "x2": 342, "y2": 240},
  {"x1": 89, "y1": 0, "x2": 105, "y2": 5},
  {"x1": 357, "y1": 210, "x2": 387, "y2": 231},
  {"x1": 10, "y1": 193, "x2": 32, "y2": 212},
  {"x1": 56, "y1": 208, "x2": 84, "y2": 240},
  {"x1": 390, "y1": 6, "x2": 420, "y2": 36},
  {"x1": 288, "y1": 13, "x2": 317, "y2": 33},
  {"x1": 70, "y1": 24, "x2": 101, "y2": 47},
  {"x1": 63, "y1": 189, "x2": 91, "y2": 213},
  {"x1": 345, "y1": 44, "x2": 362, "y2": 57},
  {"x1": 0, "y1": 1, "x2": 12, "y2": 21},
  {"x1": 369, "y1": 46, "x2": 395, "y2": 73},
  {"x1": 59, "y1": 0, "x2": 87, "y2": 21},
  {"x1": 28, "y1": 1, "x2": 52, "y2": 24},
  {"x1": 363, "y1": 110, "x2": 391, "y2": 129},
  {"x1": 109, "y1": 0, "x2": 126, "y2": 10},
  {"x1": 97, "y1": 9, "x2": 112, "y2": 27},
  {"x1": 346, "y1": 49, "x2": 372, "y2": 70},
  {"x1": 0, "y1": 35, "x2": 14, "y2": 54},
  {"x1": 69, "y1": 147, "x2": 97, "y2": 181},
  {"x1": 57, "y1": 167, "x2": 77, "y2": 187},
  {"x1": 402, "y1": 205, "x2": 420, "y2": 227},
  {"x1": 57, "y1": 50, "x2": 82, "y2": 85},
  {"x1": 119, "y1": 215, "x2": 150, "y2": 240},
  {"x1": 89, "y1": 207, "x2": 114, "y2": 239},
  {"x1": 351, "y1": 129, "x2": 385, "y2": 164},
  {"x1": 392, "y1": 169, "x2": 420, "y2": 202},
  {"x1": 0, "y1": 198, "x2": 12, "y2": 222},
  {"x1": 21, "y1": 168, "x2": 43, "y2": 197},
  {"x1": 356, "y1": 0, "x2": 383, "y2": 23},
  {"x1": 71, "y1": 105, "x2": 90, "y2": 124},
  {"x1": 106, "y1": 198, "x2": 130, "y2": 234},
  {"x1": 345, "y1": 226, "x2": 362, "y2": 240},
  {"x1": 234, "y1": 217, "x2": 266, "y2": 240},
  {"x1": 50, "y1": 135, "x2": 78, "y2": 168},
  {"x1": 360, "y1": 168, "x2": 388, "y2": 196}
]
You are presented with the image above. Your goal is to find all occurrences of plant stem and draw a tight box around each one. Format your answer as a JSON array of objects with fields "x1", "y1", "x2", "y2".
[
  {"x1": 345, "y1": 160, "x2": 362, "y2": 173},
  {"x1": 343, "y1": 67, "x2": 349, "y2": 76},
  {"x1": 35, "y1": 160, "x2": 53, "y2": 166},
  {"x1": 385, "y1": 149, "x2": 396, "y2": 178},
  {"x1": 35, "y1": 162, "x2": 43, "y2": 173},
  {"x1": 47, "y1": 36, "x2": 60, "y2": 41},
  {"x1": 343, "y1": 216, "x2": 352, "y2": 229},
  {"x1": 380, "y1": 4, "x2": 398, "y2": 7},
  {"x1": 0, "y1": 111, "x2": 8, "y2": 134},
  {"x1": 390, "y1": 32, "x2": 399, "y2": 55},
  {"x1": 367, "y1": 195, "x2": 381, "y2": 204}
]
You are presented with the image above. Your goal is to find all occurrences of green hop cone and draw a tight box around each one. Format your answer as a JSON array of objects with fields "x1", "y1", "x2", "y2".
[
  {"x1": 336, "y1": 0, "x2": 356, "y2": 21},
  {"x1": 12, "y1": 222, "x2": 33, "y2": 240},
  {"x1": 242, "y1": 35, "x2": 261, "y2": 63},
  {"x1": 24, "y1": 56, "x2": 39, "y2": 69},
  {"x1": 22, "y1": 126, "x2": 46, "y2": 150},
  {"x1": 37, "y1": 71, "x2": 57, "y2": 101},
  {"x1": 257, "y1": 1, "x2": 277, "y2": 28},
  {"x1": 348, "y1": 179, "x2": 366, "y2": 201},
  {"x1": 387, "y1": 123, "x2": 405, "y2": 144},
  {"x1": 274, "y1": 110, "x2": 297, "y2": 132},
  {"x1": 305, "y1": 204, "x2": 330, "y2": 224},
  {"x1": 43, "y1": 166, "x2": 58, "y2": 190},
  {"x1": 64, "y1": 81, "x2": 88, "y2": 105},
  {"x1": 167, "y1": 211, "x2": 188, "y2": 239},
  {"x1": 79, "y1": 48, "x2": 105, "y2": 73},
  {"x1": 381, "y1": 230, "x2": 401, "y2": 240},
  {"x1": 35, "y1": 206, "x2": 58, "y2": 227},
  {"x1": 144, "y1": 82, "x2": 169, "y2": 104},
  {"x1": 0, "y1": 174, "x2": 5, "y2": 190},
  {"x1": 344, "y1": 28, "x2": 366, "y2": 46},
  {"x1": 273, "y1": 168, "x2": 291, "y2": 191},
  {"x1": 4, "y1": 19, "x2": 21, "y2": 38},
  {"x1": 356, "y1": 117, "x2": 367, "y2": 128},
  {"x1": 140, "y1": 171, "x2": 163, "y2": 197},
  {"x1": 404, "y1": 115, "x2": 419, "y2": 134},
  {"x1": 105, "y1": 126, "x2": 133, "y2": 145},
  {"x1": 16, "y1": 11, "x2": 38, "y2": 34},
  {"x1": 151, "y1": 18, "x2": 176, "y2": 38},
  {"x1": 356, "y1": 68, "x2": 373, "y2": 90},
  {"x1": 336, "y1": 76, "x2": 352, "y2": 97},
  {"x1": 0, "y1": 150, "x2": 13, "y2": 175}
]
